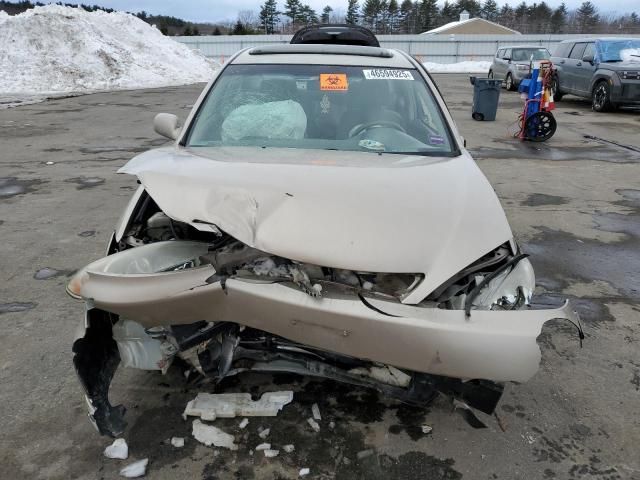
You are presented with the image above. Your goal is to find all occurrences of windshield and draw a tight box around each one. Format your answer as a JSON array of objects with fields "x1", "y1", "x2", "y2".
[
  {"x1": 511, "y1": 48, "x2": 550, "y2": 62},
  {"x1": 597, "y1": 39, "x2": 640, "y2": 63},
  {"x1": 186, "y1": 64, "x2": 455, "y2": 155}
]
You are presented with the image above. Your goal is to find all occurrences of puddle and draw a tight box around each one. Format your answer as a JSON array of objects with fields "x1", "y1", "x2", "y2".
[
  {"x1": 0, "y1": 302, "x2": 37, "y2": 314},
  {"x1": 78, "y1": 230, "x2": 96, "y2": 237},
  {"x1": 521, "y1": 193, "x2": 569, "y2": 207},
  {"x1": 470, "y1": 144, "x2": 640, "y2": 163},
  {"x1": 65, "y1": 176, "x2": 105, "y2": 189},
  {"x1": 0, "y1": 177, "x2": 44, "y2": 198}
]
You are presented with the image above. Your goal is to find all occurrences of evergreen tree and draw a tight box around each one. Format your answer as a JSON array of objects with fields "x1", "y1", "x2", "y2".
[
  {"x1": 182, "y1": 26, "x2": 193, "y2": 36},
  {"x1": 418, "y1": 0, "x2": 439, "y2": 32},
  {"x1": 439, "y1": 1, "x2": 458, "y2": 23},
  {"x1": 321, "y1": 5, "x2": 333, "y2": 23},
  {"x1": 575, "y1": 1, "x2": 598, "y2": 33},
  {"x1": 550, "y1": 2, "x2": 567, "y2": 32},
  {"x1": 299, "y1": 4, "x2": 318, "y2": 25},
  {"x1": 514, "y1": 1, "x2": 528, "y2": 31},
  {"x1": 399, "y1": 0, "x2": 415, "y2": 32},
  {"x1": 387, "y1": 0, "x2": 399, "y2": 32},
  {"x1": 192, "y1": 26, "x2": 200, "y2": 36},
  {"x1": 454, "y1": 0, "x2": 481, "y2": 18},
  {"x1": 346, "y1": 0, "x2": 360, "y2": 24},
  {"x1": 259, "y1": 0, "x2": 279, "y2": 33},
  {"x1": 283, "y1": 0, "x2": 301, "y2": 27},
  {"x1": 480, "y1": 0, "x2": 498, "y2": 22},
  {"x1": 213, "y1": 26, "x2": 222, "y2": 35},
  {"x1": 499, "y1": 3, "x2": 515, "y2": 30}
]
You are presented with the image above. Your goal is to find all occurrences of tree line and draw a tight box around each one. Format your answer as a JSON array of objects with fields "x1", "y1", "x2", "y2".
[
  {"x1": 1, "y1": 0, "x2": 638, "y2": 35},
  {"x1": 251, "y1": 0, "x2": 639, "y2": 34}
]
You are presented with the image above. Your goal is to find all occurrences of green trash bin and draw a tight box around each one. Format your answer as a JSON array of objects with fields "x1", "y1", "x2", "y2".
[{"x1": 469, "y1": 76, "x2": 502, "y2": 121}]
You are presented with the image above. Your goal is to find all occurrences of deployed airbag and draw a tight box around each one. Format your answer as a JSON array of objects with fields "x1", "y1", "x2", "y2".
[{"x1": 221, "y1": 100, "x2": 307, "y2": 142}]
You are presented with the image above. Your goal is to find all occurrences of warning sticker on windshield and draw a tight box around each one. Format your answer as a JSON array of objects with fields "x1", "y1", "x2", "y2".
[
  {"x1": 363, "y1": 69, "x2": 414, "y2": 80},
  {"x1": 320, "y1": 73, "x2": 348, "y2": 91}
]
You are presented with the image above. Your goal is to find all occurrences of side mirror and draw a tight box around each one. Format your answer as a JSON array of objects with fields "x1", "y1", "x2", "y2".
[
  {"x1": 582, "y1": 54, "x2": 594, "y2": 65},
  {"x1": 153, "y1": 113, "x2": 181, "y2": 140},
  {"x1": 503, "y1": 57, "x2": 511, "y2": 62}
]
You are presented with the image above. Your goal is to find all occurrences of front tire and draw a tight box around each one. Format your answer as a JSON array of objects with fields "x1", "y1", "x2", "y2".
[
  {"x1": 592, "y1": 80, "x2": 613, "y2": 112},
  {"x1": 505, "y1": 73, "x2": 515, "y2": 91},
  {"x1": 551, "y1": 75, "x2": 564, "y2": 101}
]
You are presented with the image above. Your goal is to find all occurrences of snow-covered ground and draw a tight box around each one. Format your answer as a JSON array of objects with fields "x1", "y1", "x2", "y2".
[
  {"x1": 423, "y1": 61, "x2": 492, "y2": 74},
  {"x1": 0, "y1": 6, "x2": 217, "y2": 105}
]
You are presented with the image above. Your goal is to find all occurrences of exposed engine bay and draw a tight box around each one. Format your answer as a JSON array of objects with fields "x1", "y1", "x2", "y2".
[{"x1": 71, "y1": 190, "x2": 581, "y2": 438}]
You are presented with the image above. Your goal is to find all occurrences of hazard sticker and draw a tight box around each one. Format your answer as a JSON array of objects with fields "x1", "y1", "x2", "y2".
[
  {"x1": 363, "y1": 69, "x2": 414, "y2": 80},
  {"x1": 320, "y1": 73, "x2": 348, "y2": 91}
]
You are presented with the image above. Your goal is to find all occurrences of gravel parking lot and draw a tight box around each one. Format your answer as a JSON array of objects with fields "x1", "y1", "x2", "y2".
[{"x1": 1, "y1": 74, "x2": 639, "y2": 480}]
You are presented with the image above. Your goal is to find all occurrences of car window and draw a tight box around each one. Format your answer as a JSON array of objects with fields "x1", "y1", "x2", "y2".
[
  {"x1": 583, "y1": 43, "x2": 596, "y2": 59},
  {"x1": 496, "y1": 49, "x2": 503, "y2": 58},
  {"x1": 553, "y1": 42, "x2": 572, "y2": 58},
  {"x1": 187, "y1": 64, "x2": 454, "y2": 156},
  {"x1": 504, "y1": 49, "x2": 512, "y2": 59},
  {"x1": 569, "y1": 43, "x2": 587, "y2": 59},
  {"x1": 512, "y1": 48, "x2": 551, "y2": 62}
]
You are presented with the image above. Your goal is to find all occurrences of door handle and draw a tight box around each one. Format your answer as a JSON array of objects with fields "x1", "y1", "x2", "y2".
[
  {"x1": 559, "y1": 60, "x2": 565, "y2": 64},
  {"x1": 576, "y1": 62, "x2": 582, "y2": 66}
]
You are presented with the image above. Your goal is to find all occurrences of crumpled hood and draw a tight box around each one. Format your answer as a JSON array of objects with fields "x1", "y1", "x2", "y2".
[{"x1": 119, "y1": 146, "x2": 513, "y2": 303}]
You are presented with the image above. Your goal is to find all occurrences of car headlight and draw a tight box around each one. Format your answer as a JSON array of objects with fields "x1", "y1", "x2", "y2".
[
  {"x1": 471, "y1": 258, "x2": 535, "y2": 310},
  {"x1": 516, "y1": 64, "x2": 530, "y2": 71},
  {"x1": 620, "y1": 71, "x2": 640, "y2": 80}
]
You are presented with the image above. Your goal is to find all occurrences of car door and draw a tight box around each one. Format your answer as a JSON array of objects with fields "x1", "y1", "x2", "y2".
[
  {"x1": 573, "y1": 42, "x2": 596, "y2": 94},
  {"x1": 565, "y1": 43, "x2": 587, "y2": 93},
  {"x1": 493, "y1": 49, "x2": 505, "y2": 79},
  {"x1": 500, "y1": 48, "x2": 512, "y2": 80}
]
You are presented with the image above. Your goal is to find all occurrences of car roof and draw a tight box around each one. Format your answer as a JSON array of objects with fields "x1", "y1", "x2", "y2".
[
  {"x1": 558, "y1": 37, "x2": 638, "y2": 43},
  {"x1": 232, "y1": 44, "x2": 415, "y2": 68},
  {"x1": 499, "y1": 45, "x2": 550, "y2": 49}
]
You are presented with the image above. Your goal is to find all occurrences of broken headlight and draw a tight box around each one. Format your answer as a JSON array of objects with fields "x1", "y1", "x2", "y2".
[{"x1": 471, "y1": 257, "x2": 535, "y2": 310}]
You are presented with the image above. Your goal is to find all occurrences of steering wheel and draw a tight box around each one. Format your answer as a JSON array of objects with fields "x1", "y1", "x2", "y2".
[{"x1": 348, "y1": 120, "x2": 406, "y2": 138}]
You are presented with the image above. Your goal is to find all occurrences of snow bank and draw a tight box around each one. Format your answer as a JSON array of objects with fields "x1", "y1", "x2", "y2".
[
  {"x1": 423, "y1": 61, "x2": 492, "y2": 73},
  {"x1": 0, "y1": 5, "x2": 217, "y2": 97}
]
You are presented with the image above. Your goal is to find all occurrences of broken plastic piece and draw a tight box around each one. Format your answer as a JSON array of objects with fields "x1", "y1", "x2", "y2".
[
  {"x1": 104, "y1": 438, "x2": 128, "y2": 460},
  {"x1": 357, "y1": 449, "x2": 374, "y2": 460},
  {"x1": 299, "y1": 468, "x2": 310, "y2": 477},
  {"x1": 328, "y1": 421, "x2": 335, "y2": 430},
  {"x1": 255, "y1": 442, "x2": 271, "y2": 451},
  {"x1": 283, "y1": 444, "x2": 295, "y2": 453},
  {"x1": 192, "y1": 420, "x2": 238, "y2": 450},
  {"x1": 119, "y1": 458, "x2": 148, "y2": 478},
  {"x1": 306, "y1": 418, "x2": 320, "y2": 432},
  {"x1": 421, "y1": 425, "x2": 433, "y2": 434},
  {"x1": 264, "y1": 449, "x2": 279, "y2": 458},
  {"x1": 348, "y1": 365, "x2": 411, "y2": 387},
  {"x1": 453, "y1": 399, "x2": 488, "y2": 429},
  {"x1": 183, "y1": 391, "x2": 293, "y2": 421},
  {"x1": 239, "y1": 418, "x2": 249, "y2": 429},
  {"x1": 171, "y1": 437, "x2": 184, "y2": 448},
  {"x1": 258, "y1": 427, "x2": 270, "y2": 439},
  {"x1": 311, "y1": 403, "x2": 321, "y2": 421}
]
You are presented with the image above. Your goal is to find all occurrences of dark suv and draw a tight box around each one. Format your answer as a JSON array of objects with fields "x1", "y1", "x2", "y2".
[{"x1": 551, "y1": 38, "x2": 640, "y2": 111}]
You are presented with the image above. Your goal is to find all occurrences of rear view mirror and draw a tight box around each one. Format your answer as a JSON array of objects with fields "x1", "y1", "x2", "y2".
[
  {"x1": 153, "y1": 113, "x2": 181, "y2": 140},
  {"x1": 582, "y1": 54, "x2": 594, "y2": 64}
]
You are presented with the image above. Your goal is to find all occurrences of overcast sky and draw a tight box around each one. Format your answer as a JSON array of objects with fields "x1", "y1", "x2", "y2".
[{"x1": 50, "y1": 1, "x2": 638, "y2": 23}]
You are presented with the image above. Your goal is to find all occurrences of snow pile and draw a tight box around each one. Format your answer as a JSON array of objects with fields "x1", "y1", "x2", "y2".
[
  {"x1": 423, "y1": 61, "x2": 492, "y2": 73},
  {"x1": 0, "y1": 5, "x2": 217, "y2": 96}
]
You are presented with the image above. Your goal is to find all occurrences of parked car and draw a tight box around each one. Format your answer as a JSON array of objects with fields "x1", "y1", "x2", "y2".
[
  {"x1": 489, "y1": 45, "x2": 551, "y2": 91},
  {"x1": 67, "y1": 27, "x2": 581, "y2": 438},
  {"x1": 551, "y1": 37, "x2": 640, "y2": 112}
]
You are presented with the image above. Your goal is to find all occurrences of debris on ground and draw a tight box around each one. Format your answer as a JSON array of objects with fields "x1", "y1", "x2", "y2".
[
  {"x1": 453, "y1": 399, "x2": 488, "y2": 429},
  {"x1": 311, "y1": 403, "x2": 321, "y2": 421},
  {"x1": 494, "y1": 411, "x2": 507, "y2": 432},
  {"x1": 264, "y1": 449, "x2": 279, "y2": 458},
  {"x1": 306, "y1": 418, "x2": 320, "y2": 432},
  {"x1": 258, "y1": 427, "x2": 270, "y2": 439},
  {"x1": 255, "y1": 443, "x2": 271, "y2": 451},
  {"x1": 119, "y1": 458, "x2": 148, "y2": 478},
  {"x1": 170, "y1": 437, "x2": 184, "y2": 448},
  {"x1": 329, "y1": 421, "x2": 335, "y2": 430},
  {"x1": 191, "y1": 420, "x2": 238, "y2": 450},
  {"x1": 183, "y1": 391, "x2": 293, "y2": 421},
  {"x1": 299, "y1": 467, "x2": 310, "y2": 476},
  {"x1": 421, "y1": 425, "x2": 433, "y2": 434},
  {"x1": 356, "y1": 449, "x2": 375, "y2": 460},
  {"x1": 104, "y1": 438, "x2": 128, "y2": 460},
  {"x1": 348, "y1": 365, "x2": 411, "y2": 387},
  {"x1": 283, "y1": 444, "x2": 295, "y2": 453},
  {"x1": 239, "y1": 418, "x2": 249, "y2": 429}
]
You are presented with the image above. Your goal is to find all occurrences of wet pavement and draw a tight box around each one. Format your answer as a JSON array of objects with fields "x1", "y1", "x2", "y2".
[{"x1": 0, "y1": 75, "x2": 638, "y2": 479}]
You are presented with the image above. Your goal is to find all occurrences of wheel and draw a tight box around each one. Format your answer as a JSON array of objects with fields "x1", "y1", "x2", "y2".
[
  {"x1": 472, "y1": 112, "x2": 485, "y2": 121},
  {"x1": 505, "y1": 73, "x2": 515, "y2": 91},
  {"x1": 524, "y1": 111, "x2": 556, "y2": 142},
  {"x1": 488, "y1": 70, "x2": 494, "y2": 79},
  {"x1": 551, "y1": 75, "x2": 564, "y2": 101},
  {"x1": 592, "y1": 80, "x2": 614, "y2": 112}
]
